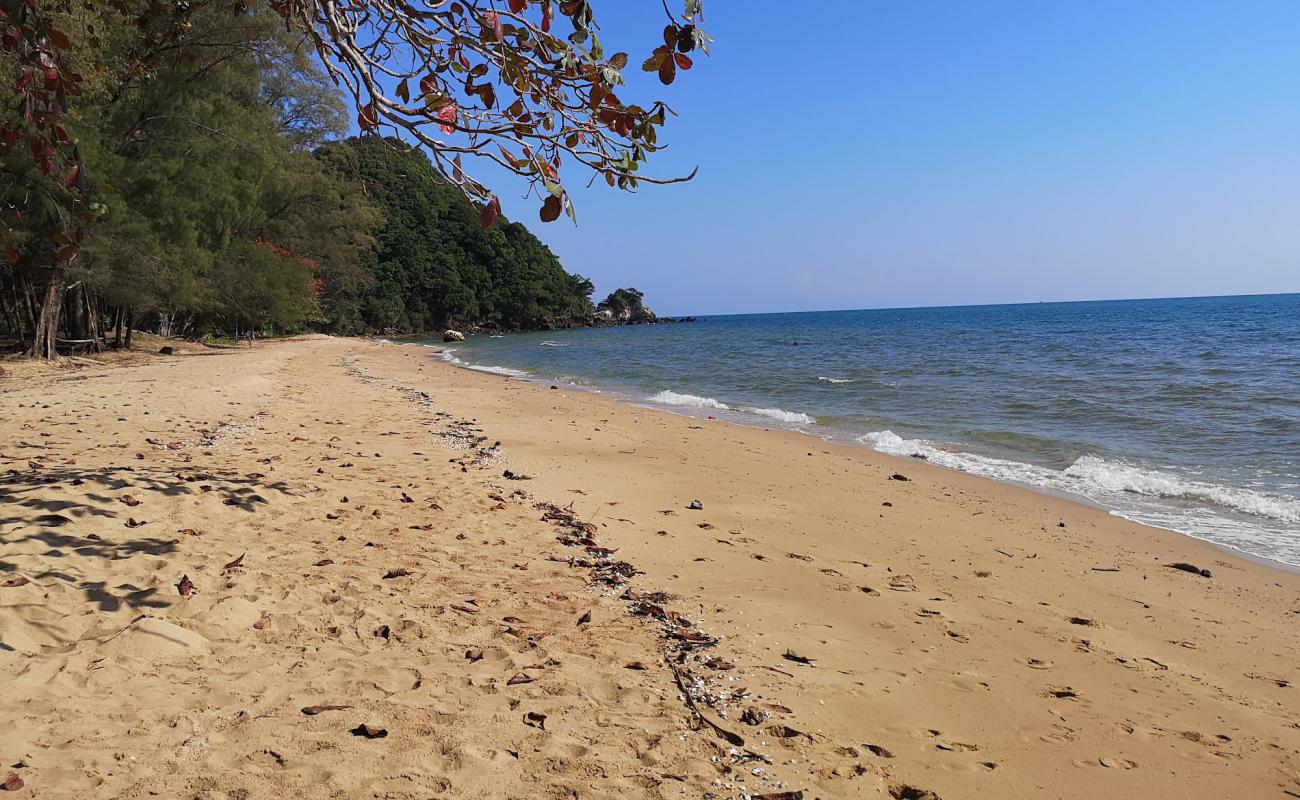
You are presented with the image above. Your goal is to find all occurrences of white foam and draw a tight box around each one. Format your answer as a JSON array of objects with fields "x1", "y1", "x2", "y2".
[
  {"x1": 466, "y1": 364, "x2": 530, "y2": 378},
  {"x1": 746, "y1": 407, "x2": 816, "y2": 425},
  {"x1": 859, "y1": 430, "x2": 1300, "y2": 529},
  {"x1": 1064, "y1": 455, "x2": 1300, "y2": 524},
  {"x1": 817, "y1": 376, "x2": 857, "y2": 384},
  {"x1": 438, "y1": 348, "x2": 529, "y2": 379},
  {"x1": 648, "y1": 390, "x2": 730, "y2": 410}
]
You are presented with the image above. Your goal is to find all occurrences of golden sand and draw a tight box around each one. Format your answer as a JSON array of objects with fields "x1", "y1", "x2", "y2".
[{"x1": 2, "y1": 336, "x2": 1296, "y2": 798}]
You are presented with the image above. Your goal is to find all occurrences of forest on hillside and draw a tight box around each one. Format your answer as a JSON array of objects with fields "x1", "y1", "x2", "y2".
[{"x1": 1, "y1": 6, "x2": 612, "y2": 355}]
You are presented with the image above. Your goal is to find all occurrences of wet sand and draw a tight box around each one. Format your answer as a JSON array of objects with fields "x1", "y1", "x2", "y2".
[{"x1": 2, "y1": 335, "x2": 1297, "y2": 799}]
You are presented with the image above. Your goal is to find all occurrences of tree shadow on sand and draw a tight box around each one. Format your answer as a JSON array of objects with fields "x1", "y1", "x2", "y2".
[{"x1": 0, "y1": 464, "x2": 292, "y2": 612}]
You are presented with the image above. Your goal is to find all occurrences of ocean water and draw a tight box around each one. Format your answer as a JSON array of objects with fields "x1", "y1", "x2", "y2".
[{"x1": 422, "y1": 294, "x2": 1300, "y2": 568}]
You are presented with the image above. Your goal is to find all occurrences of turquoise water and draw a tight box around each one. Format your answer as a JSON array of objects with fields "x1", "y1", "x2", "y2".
[{"x1": 417, "y1": 293, "x2": 1300, "y2": 567}]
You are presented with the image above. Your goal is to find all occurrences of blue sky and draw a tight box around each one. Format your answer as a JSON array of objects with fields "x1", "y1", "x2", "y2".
[{"x1": 482, "y1": 1, "x2": 1300, "y2": 315}]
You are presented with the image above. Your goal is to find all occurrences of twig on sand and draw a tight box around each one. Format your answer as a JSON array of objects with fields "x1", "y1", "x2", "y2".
[
  {"x1": 752, "y1": 664, "x2": 796, "y2": 678},
  {"x1": 667, "y1": 660, "x2": 745, "y2": 747},
  {"x1": 98, "y1": 614, "x2": 146, "y2": 645}
]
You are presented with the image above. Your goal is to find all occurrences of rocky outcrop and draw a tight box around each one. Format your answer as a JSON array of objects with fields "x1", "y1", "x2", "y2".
[
  {"x1": 443, "y1": 329, "x2": 466, "y2": 342},
  {"x1": 597, "y1": 288, "x2": 658, "y2": 324}
]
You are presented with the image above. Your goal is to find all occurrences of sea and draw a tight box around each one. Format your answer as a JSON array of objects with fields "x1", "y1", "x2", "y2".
[{"x1": 415, "y1": 293, "x2": 1300, "y2": 568}]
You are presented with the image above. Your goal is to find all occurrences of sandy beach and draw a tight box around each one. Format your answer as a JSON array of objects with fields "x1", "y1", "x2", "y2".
[{"x1": 2, "y1": 335, "x2": 1297, "y2": 799}]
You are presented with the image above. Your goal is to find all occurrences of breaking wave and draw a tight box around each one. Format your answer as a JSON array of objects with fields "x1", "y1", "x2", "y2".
[
  {"x1": 439, "y1": 349, "x2": 530, "y2": 379},
  {"x1": 648, "y1": 390, "x2": 730, "y2": 410},
  {"x1": 746, "y1": 407, "x2": 816, "y2": 424},
  {"x1": 859, "y1": 430, "x2": 1300, "y2": 527}
]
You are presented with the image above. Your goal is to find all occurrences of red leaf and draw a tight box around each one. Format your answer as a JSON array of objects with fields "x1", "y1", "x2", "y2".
[
  {"x1": 222, "y1": 552, "x2": 245, "y2": 571},
  {"x1": 47, "y1": 27, "x2": 72, "y2": 50},
  {"x1": 508, "y1": 0, "x2": 527, "y2": 12},
  {"x1": 176, "y1": 574, "x2": 195, "y2": 597},
  {"x1": 2, "y1": 772, "x2": 24, "y2": 792},
  {"x1": 2, "y1": 576, "x2": 30, "y2": 588},
  {"x1": 437, "y1": 103, "x2": 457, "y2": 135},
  {"x1": 479, "y1": 196, "x2": 501, "y2": 229},
  {"x1": 542, "y1": 3, "x2": 551, "y2": 32},
  {"x1": 674, "y1": 53, "x2": 693, "y2": 70},
  {"x1": 358, "y1": 104, "x2": 378, "y2": 132},
  {"x1": 507, "y1": 672, "x2": 535, "y2": 686}
]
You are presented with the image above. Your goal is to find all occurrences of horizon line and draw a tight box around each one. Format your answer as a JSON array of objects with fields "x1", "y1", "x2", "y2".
[{"x1": 660, "y1": 289, "x2": 1300, "y2": 319}]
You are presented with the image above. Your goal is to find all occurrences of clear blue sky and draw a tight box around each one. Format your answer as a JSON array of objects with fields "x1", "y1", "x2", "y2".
[{"x1": 482, "y1": 1, "x2": 1300, "y2": 316}]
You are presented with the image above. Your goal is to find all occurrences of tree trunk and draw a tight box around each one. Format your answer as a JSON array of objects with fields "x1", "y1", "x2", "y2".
[
  {"x1": 1, "y1": 280, "x2": 25, "y2": 350},
  {"x1": 124, "y1": 309, "x2": 134, "y2": 348},
  {"x1": 26, "y1": 263, "x2": 65, "y2": 360},
  {"x1": 85, "y1": 290, "x2": 103, "y2": 352},
  {"x1": 113, "y1": 306, "x2": 123, "y2": 348}
]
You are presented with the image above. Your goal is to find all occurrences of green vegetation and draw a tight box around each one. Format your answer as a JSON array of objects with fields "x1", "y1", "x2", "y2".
[
  {"x1": 1, "y1": 7, "x2": 635, "y2": 355},
  {"x1": 316, "y1": 137, "x2": 595, "y2": 334},
  {"x1": 597, "y1": 288, "x2": 656, "y2": 323},
  {"x1": 3, "y1": 2, "x2": 710, "y2": 358}
]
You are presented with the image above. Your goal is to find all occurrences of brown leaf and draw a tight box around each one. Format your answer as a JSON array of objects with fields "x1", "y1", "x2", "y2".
[
  {"x1": 178, "y1": 528, "x2": 201, "y2": 537},
  {"x1": 540, "y1": 194, "x2": 562, "y2": 223},
  {"x1": 120, "y1": 494, "x2": 141, "y2": 507},
  {"x1": 222, "y1": 552, "x2": 246, "y2": 571},
  {"x1": 2, "y1": 576, "x2": 31, "y2": 588},
  {"x1": 523, "y1": 711, "x2": 547, "y2": 730},
  {"x1": 465, "y1": 647, "x2": 484, "y2": 663},
  {"x1": 124, "y1": 517, "x2": 147, "y2": 528},
  {"x1": 576, "y1": 610, "x2": 592, "y2": 626},
  {"x1": 624, "y1": 661, "x2": 648, "y2": 670},
  {"x1": 176, "y1": 574, "x2": 195, "y2": 597},
  {"x1": 502, "y1": 616, "x2": 526, "y2": 624},
  {"x1": 506, "y1": 672, "x2": 535, "y2": 686},
  {"x1": 253, "y1": 615, "x2": 271, "y2": 630},
  {"x1": 400, "y1": 492, "x2": 414, "y2": 503},
  {"x1": 480, "y1": 196, "x2": 502, "y2": 229},
  {"x1": 2, "y1": 772, "x2": 24, "y2": 792},
  {"x1": 450, "y1": 603, "x2": 479, "y2": 614},
  {"x1": 383, "y1": 568, "x2": 412, "y2": 579},
  {"x1": 301, "y1": 704, "x2": 351, "y2": 716},
  {"x1": 314, "y1": 559, "x2": 334, "y2": 567},
  {"x1": 752, "y1": 792, "x2": 804, "y2": 800},
  {"x1": 350, "y1": 723, "x2": 388, "y2": 739}
]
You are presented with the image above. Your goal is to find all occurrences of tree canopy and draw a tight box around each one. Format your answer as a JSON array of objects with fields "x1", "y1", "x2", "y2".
[
  {"x1": 316, "y1": 136, "x2": 596, "y2": 333},
  {"x1": 2, "y1": 2, "x2": 703, "y2": 356}
]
